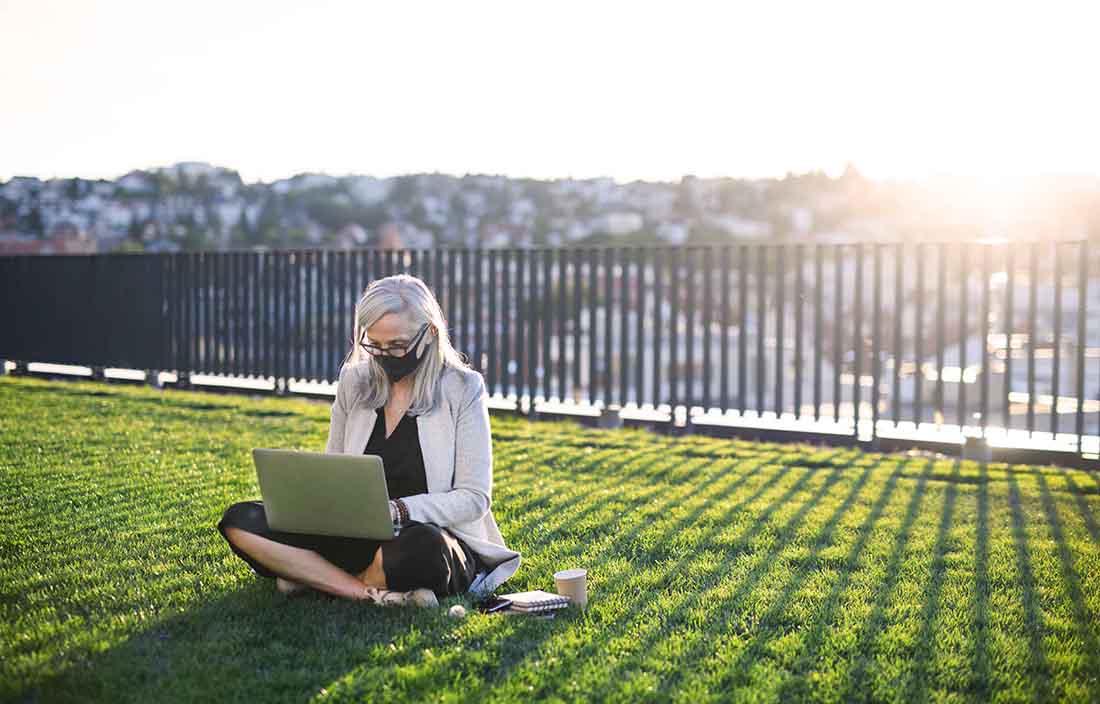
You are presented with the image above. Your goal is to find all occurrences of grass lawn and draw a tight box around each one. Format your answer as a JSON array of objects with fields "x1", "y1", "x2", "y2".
[{"x1": 2, "y1": 375, "x2": 1099, "y2": 703}]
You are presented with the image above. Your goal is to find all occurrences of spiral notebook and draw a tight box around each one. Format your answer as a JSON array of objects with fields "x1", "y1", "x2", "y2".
[{"x1": 498, "y1": 589, "x2": 572, "y2": 612}]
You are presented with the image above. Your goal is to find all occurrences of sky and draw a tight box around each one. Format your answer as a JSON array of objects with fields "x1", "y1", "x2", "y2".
[{"x1": 2, "y1": 0, "x2": 1099, "y2": 186}]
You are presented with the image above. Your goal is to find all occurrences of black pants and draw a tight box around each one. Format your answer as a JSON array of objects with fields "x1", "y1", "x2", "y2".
[{"x1": 217, "y1": 500, "x2": 481, "y2": 599}]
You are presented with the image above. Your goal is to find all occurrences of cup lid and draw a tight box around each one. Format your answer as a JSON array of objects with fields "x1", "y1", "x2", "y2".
[{"x1": 554, "y1": 568, "x2": 587, "y2": 580}]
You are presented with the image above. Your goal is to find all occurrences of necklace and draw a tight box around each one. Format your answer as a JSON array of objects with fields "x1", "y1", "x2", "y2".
[{"x1": 380, "y1": 399, "x2": 412, "y2": 439}]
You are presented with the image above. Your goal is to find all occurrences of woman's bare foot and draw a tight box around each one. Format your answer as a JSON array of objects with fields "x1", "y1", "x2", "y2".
[{"x1": 276, "y1": 577, "x2": 306, "y2": 595}]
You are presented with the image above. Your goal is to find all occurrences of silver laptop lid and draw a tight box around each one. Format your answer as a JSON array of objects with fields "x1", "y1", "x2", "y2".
[{"x1": 252, "y1": 448, "x2": 394, "y2": 540}]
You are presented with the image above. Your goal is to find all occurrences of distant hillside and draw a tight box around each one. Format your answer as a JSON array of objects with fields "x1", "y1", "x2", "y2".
[{"x1": 1, "y1": 162, "x2": 1097, "y2": 253}]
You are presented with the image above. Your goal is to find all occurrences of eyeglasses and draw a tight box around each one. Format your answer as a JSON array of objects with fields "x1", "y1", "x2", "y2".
[{"x1": 355, "y1": 322, "x2": 431, "y2": 358}]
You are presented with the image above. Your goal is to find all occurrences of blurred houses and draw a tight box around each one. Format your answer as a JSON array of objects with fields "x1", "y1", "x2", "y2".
[
  {"x1": 333, "y1": 223, "x2": 369, "y2": 249},
  {"x1": 377, "y1": 222, "x2": 434, "y2": 249},
  {"x1": 0, "y1": 228, "x2": 97, "y2": 254},
  {"x1": 4, "y1": 161, "x2": 1095, "y2": 256}
]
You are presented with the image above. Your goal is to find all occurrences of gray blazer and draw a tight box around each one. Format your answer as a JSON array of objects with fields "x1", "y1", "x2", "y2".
[{"x1": 325, "y1": 362, "x2": 521, "y2": 597}]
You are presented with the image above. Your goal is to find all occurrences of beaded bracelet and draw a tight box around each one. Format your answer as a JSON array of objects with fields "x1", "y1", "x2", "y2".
[{"x1": 394, "y1": 498, "x2": 410, "y2": 525}]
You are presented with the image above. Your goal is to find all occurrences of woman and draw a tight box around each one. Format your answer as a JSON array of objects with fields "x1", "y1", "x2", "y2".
[{"x1": 217, "y1": 273, "x2": 521, "y2": 606}]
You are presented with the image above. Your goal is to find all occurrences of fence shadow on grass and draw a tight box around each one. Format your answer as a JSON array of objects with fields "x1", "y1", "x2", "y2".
[
  {"x1": 1006, "y1": 467, "x2": 1053, "y2": 699},
  {"x1": 644, "y1": 457, "x2": 889, "y2": 697},
  {"x1": 1055, "y1": 465, "x2": 1100, "y2": 545},
  {"x1": 448, "y1": 450, "x2": 785, "y2": 699},
  {"x1": 830, "y1": 458, "x2": 936, "y2": 701},
  {"x1": 901, "y1": 459, "x2": 961, "y2": 702},
  {"x1": 479, "y1": 456, "x2": 842, "y2": 700},
  {"x1": 1034, "y1": 472, "x2": 1100, "y2": 676},
  {"x1": 492, "y1": 441, "x2": 681, "y2": 534},
  {"x1": 773, "y1": 456, "x2": 913, "y2": 700},
  {"x1": 570, "y1": 458, "x2": 897, "y2": 699},
  {"x1": 971, "y1": 459, "x2": 992, "y2": 699}
]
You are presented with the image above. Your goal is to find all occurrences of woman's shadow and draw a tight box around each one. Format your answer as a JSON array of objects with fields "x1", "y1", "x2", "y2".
[{"x1": 18, "y1": 574, "x2": 560, "y2": 703}]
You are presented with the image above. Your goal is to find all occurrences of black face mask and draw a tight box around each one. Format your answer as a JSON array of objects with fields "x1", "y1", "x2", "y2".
[
  {"x1": 377, "y1": 345, "x2": 426, "y2": 384},
  {"x1": 374, "y1": 324, "x2": 432, "y2": 383}
]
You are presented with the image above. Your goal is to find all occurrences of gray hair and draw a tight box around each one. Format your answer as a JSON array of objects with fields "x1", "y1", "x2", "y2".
[{"x1": 339, "y1": 273, "x2": 472, "y2": 416}]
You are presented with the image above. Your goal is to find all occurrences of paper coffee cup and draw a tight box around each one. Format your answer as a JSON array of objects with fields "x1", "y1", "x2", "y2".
[{"x1": 554, "y1": 568, "x2": 588, "y2": 607}]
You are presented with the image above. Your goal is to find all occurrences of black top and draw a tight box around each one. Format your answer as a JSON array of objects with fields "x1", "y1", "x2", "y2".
[{"x1": 364, "y1": 407, "x2": 429, "y2": 501}]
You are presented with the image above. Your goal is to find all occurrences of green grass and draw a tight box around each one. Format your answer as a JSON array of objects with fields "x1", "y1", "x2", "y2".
[{"x1": 2, "y1": 375, "x2": 1099, "y2": 703}]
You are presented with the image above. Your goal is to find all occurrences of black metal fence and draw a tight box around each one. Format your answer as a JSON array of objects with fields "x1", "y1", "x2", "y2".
[{"x1": 2, "y1": 242, "x2": 1097, "y2": 460}]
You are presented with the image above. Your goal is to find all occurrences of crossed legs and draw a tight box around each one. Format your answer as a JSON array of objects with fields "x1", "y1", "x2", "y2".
[
  {"x1": 217, "y1": 500, "x2": 479, "y2": 601},
  {"x1": 222, "y1": 526, "x2": 385, "y2": 601}
]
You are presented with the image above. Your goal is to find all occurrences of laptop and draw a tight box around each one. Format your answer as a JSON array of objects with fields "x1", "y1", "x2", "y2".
[{"x1": 252, "y1": 448, "x2": 395, "y2": 540}]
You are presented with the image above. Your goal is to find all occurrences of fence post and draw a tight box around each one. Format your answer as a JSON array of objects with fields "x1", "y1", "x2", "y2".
[
  {"x1": 0, "y1": 359, "x2": 7, "y2": 376},
  {"x1": 962, "y1": 435, "x2": 992, "y2": 464},
  {"x1": 145, "y1": 369, "x2": 164, "y2": 389},
  {"x1": 597, "y1": 403, "x2": 623, "y2": 429},
  {"x1": 667, "y1": 404, "x2": 691, "y2": 436},
  {"x1": 90, "y1": 366, "x2": 106, "y2": 382}
]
